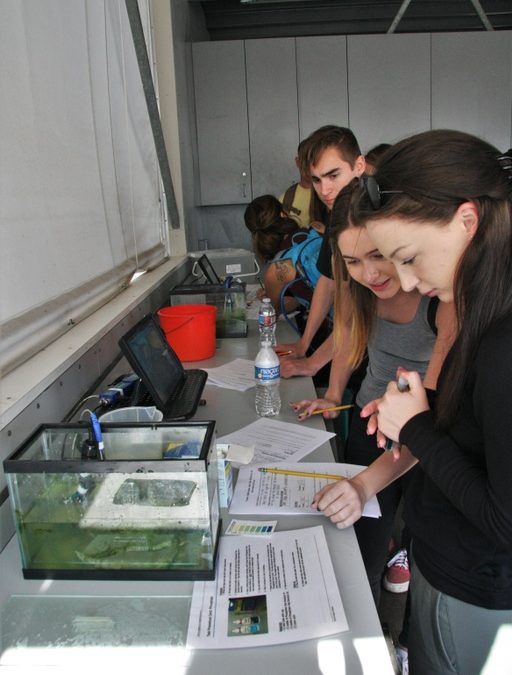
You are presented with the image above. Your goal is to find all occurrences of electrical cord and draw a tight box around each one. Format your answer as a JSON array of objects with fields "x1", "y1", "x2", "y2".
[{"x1": 61, "y1": 352, "x2": 125, "y2": 422}]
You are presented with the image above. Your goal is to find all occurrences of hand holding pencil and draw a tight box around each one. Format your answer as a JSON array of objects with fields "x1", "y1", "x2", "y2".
[{"x1": 289, "y1": 398, "x2": 354, "y2": 420}]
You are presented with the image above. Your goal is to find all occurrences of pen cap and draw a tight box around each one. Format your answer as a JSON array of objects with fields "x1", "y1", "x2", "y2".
[{"x1": 397, "y1": 376, "x2": 410, "y2": 392}]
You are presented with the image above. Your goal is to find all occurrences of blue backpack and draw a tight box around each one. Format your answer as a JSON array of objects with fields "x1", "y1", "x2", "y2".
[{"x1": 272, "y1": 228, "x2": 324, "y2": 331}]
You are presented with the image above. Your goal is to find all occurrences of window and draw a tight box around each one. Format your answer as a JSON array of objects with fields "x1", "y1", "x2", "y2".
[{"x1": 0, "y1": 0, "x2": 170, "y2": 375}]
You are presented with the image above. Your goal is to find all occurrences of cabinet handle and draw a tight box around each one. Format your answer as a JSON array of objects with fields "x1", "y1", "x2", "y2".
[{"x1": 241, "y1": 171, "x2": 248, "y2": 199}]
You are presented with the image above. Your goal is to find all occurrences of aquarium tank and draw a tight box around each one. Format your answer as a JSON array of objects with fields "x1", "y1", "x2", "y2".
[{"x1": 3, "y1": 421, "x2": 220, "y2": 580}]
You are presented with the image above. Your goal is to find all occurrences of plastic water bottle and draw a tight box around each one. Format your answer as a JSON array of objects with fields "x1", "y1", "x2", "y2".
[
  {"x1": 255, "y1": 340, "x2": 281, "y2": 417},
  {"x1": 257, "y1": 297, "x2": 276, "y2": 346}
]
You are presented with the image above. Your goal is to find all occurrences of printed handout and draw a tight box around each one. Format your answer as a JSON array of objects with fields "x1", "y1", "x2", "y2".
[
  {"x1": 205, "y1": 358, "x2": 255, "y2": 391},
  {"x1": 217, "y1": 418, "x2": 335, "y2": 464},
  {"x1": 186, "y1": 525, "x2": 348, "y2": 649},
  {"x1": 229, "y1": 463, "x2": 381, "y2": 518}
]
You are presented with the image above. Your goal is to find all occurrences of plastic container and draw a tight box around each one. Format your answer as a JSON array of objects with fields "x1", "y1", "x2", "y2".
[
  {"x1": 257, "y1": 298, "x2": 276, "y2": 347},
  {"x1": 99, "y1": 406, "x2": 164, "y2": 423},
  {"x1": 254, "y1": 340, "x2": 281, "y2": 417},
  {"x1": 158, "y1": 304, "x2": 217, "y2": 362}
]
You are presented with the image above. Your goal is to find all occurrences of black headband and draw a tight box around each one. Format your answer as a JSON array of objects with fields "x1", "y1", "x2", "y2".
[{"x1": 360, "y1": 175, "x2": 403, "y2": 210}]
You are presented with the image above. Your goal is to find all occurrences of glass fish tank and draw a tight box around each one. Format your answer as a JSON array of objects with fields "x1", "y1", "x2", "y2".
[
  {"x1": 170, "y1": 282, "x2": 248, "y2": 337},
  {"x1": 3, "y1": 421, "x2": 220, "y2": 581}
]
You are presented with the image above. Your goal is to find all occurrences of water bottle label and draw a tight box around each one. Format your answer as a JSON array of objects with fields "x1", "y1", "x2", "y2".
[
  {"x1": 255, "y1": 365, "x2": 280, "y2": 381},
  {"x1": 258, "y1": 315, "x2": 276, "y2": 327}
]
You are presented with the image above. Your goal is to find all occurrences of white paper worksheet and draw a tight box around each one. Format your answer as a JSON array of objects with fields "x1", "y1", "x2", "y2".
[
  {"x1": 205, "y1": 358, "x2": 255, "y2": 391},
  {"x1": 217, "y1": 418, "x2": 335, "y2": 464},
  {"x1": 229, "y1": 463, "x2": 381, "y2": 518},
  {"x1": 186, "y1": 525, "x2": 348, "y2": 649}
]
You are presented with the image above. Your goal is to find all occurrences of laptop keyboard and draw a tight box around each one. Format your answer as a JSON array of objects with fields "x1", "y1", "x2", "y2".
[
  {"x1": 111, "y1": 370, "x2": 207, "y2": 420},
  {"x1": 167, "y1": 369, "x2": 207, "y2": 419}
]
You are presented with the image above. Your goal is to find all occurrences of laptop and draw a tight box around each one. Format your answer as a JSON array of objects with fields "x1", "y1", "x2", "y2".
[{"x1": 118, "y1": 314, "x2": 208, "y2": 420}]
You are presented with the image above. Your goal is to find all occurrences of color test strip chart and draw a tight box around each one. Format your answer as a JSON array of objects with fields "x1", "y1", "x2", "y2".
[{"x1": 225, "y1": 519, "x2": 277, "y2": 536}]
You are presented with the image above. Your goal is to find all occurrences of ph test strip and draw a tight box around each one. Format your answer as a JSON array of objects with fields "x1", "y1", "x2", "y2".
[{"x1": 225, "y1": 519, "x2": 277, "y2": 536}]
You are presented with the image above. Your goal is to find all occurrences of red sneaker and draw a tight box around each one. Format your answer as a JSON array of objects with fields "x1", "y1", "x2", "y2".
[{"x1": 383, "y1": 548, "x2": 410, "y2": 593}]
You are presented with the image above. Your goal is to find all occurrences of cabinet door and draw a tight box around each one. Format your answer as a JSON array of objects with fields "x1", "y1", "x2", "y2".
[
  {"x1": 432, "y1": 31, "x2": 512, "y2": 151},
  {"x1": 296, "y1": 35, "x2": 349, "y2": 139},
  {"x1": 347, "y1": 34, "x2": 431, "y2": 154},
  {"x1": 193, "y1": 41, "x2": 251, "y2": 205},
  {"x1": 245, "y1": 38, "x2": 299, "y2": 197}
]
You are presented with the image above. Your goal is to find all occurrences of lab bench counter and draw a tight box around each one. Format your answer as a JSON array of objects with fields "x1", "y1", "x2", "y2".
[{"x1": 0, "y1": 321, "x2": 394, "y2": 674}]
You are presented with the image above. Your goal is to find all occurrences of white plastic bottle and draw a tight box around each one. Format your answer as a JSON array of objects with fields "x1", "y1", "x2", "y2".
[
  {"x1": 255, "y1": 340, "x2": 281, "y2": 417},
  {"x1": 257, "y1": 297, "x2": 276, "y2": 346}
]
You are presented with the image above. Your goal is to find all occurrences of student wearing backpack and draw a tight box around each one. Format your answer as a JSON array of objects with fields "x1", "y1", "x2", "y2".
[
  {"x1": 244, "y1": 194, "x2": 303, "y2": 267},
  {"x1": 244, "y1": 193, "x2": 324, "y2": 315},
  {"x1": 264, "y1": 223, "x2": 325, "y2": 318}
]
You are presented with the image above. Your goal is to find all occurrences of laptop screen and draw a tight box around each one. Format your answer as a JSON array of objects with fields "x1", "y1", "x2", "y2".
[{"x1": 119, "y1": 315, "x2": 184, "y2": 409}]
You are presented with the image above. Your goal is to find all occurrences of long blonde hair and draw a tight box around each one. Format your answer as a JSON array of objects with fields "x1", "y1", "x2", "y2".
[{"x1": 330, "y1": 180, "x2": 376, "y2": 368}]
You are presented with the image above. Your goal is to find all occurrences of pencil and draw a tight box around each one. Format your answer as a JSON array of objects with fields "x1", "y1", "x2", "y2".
[
  {"x1": 258, "y1": 467, "x2": 346, "y2": 481},
  {"x1": 300, "y1": 403, "x2": 354, "y2": 416},
  {"x1": 276, "y1": 349, "x2": 293, "y2": 356}
]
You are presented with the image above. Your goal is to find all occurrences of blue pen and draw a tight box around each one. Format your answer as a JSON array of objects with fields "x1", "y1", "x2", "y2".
[{"x1": 90, "y1": 412, "x2": 105, "y2": 460}]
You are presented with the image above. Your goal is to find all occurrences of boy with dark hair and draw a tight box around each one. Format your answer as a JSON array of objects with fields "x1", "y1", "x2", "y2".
[{"x1": 277, "y1": 125, "x2": 365, "y2": 379}]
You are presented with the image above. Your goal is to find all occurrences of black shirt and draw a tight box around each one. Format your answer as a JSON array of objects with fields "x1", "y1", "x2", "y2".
[
  {"x1": 315, "y1": 203, "x2": 333, "y2": 279},
  {"x1": 400, "y1": 311, "x2": 512, "y2": 609}
]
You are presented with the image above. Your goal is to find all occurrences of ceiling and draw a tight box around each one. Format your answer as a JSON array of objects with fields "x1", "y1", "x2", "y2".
[{"x1": 195, "y1": 0, "x2": 512, "y2": 40}]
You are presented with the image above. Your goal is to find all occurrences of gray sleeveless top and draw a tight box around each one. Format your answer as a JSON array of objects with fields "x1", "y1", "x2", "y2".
[{"x1": 356, "y1": 295, "x2": 437, "y2": 408}]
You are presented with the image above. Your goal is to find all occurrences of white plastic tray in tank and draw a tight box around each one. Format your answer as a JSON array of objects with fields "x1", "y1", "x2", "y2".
[{"x1": 79, "y1": 473, "x2": 209, "y2": 530}]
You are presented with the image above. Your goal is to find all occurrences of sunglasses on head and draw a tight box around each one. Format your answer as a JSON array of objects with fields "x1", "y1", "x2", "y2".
[{"x1": 360, "y1": 175, "x2": 403, "y2": 210}]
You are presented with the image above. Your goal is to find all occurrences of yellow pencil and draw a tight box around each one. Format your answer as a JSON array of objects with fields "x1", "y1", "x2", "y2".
[
  {"x1": 258, "y1": 467, "x2": 346, "y2": 481},
  {"x1": 301, "y1": 403, "x2": 354, "y2": 416}
]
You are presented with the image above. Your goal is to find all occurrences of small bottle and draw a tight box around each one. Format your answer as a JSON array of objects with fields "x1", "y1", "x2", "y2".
[
  {"x1": 257, "y1": 297, "x2": 276, "y2": 346},
  {"x1": 255, "y1": 340, "x2": 281, "y2": 417}
]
